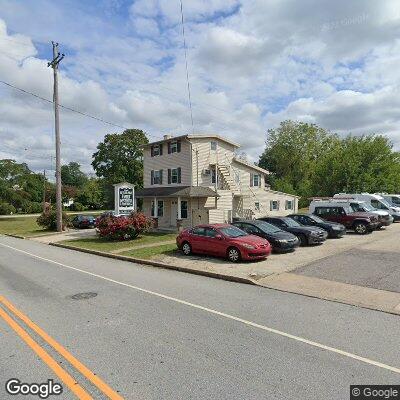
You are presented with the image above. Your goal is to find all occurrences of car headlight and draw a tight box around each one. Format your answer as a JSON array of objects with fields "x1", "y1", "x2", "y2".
[
  {"x1": 332, "y1": 226, "x2": 342, "y2": 230},
  {"x1": 241, "y1": 243, "x2": 256, "y2": 249},
  {"x1": 277, "y1": 239, "x2": 288, "y2": 243},
  {"x1": 310, "y1": 231, "x2": 319, "y2": 236}
]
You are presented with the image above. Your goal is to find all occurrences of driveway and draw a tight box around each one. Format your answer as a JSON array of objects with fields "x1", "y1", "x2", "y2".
[{"x1": 30, "y1": 228, "x2": 97, "y2": 243}]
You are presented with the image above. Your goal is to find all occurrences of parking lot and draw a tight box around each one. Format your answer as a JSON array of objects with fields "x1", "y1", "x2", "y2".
[{"x1": 155, "y1": 223, "x2": 400, "y2": 313}]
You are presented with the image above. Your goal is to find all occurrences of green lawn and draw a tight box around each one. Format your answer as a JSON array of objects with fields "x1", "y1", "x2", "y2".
[
  {"x1": 120, "y1": 243, "x2": 178, "y2": 259},
  {"x1": 0, "y1": 216, "x2": 48, "y2": 237},
  {"x1": 60, "y1": 232, "x2": 177, "y2": 252}
]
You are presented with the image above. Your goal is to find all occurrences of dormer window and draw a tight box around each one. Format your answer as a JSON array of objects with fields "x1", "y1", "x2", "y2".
[{"x1": 210, "y1": 141, "x2": 217, "y2": 151}]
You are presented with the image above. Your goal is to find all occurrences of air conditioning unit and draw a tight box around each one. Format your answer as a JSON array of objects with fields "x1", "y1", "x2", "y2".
[{"x1": 202, "y1": 168, "x2": 211, "y2": 176}]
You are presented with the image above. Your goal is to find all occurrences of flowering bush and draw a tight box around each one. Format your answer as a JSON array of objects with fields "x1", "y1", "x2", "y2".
[
  {"x1": 96, "y1": 212, "x2": 153, "y2": 240},
  {"x1": 37, "y1": 210, "x2": 70, "y2": 230}
]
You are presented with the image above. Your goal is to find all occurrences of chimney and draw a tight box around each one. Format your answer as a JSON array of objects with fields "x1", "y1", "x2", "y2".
[{"x1": 163, "y1": 134, "x2": 172, "y2": 140}]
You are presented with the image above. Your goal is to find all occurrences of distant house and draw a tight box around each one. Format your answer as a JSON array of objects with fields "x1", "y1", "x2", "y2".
[{"x1": 135, "y1": 134, "x2": 299, "y2": 229}]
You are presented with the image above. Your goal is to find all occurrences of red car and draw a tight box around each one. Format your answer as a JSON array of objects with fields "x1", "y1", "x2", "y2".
[{"x1": 176, "y1": 224, "x2": 272, "y2": 262}]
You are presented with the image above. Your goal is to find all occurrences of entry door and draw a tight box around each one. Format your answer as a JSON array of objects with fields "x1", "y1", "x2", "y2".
[{"x1": 170, "y1": 200, "x2": 178, "y2": 226}]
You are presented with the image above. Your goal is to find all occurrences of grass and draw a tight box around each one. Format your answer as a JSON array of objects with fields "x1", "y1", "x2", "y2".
[
  {"x1": 60, "y1": 231, "x2": 177, "y2": 252},
  {"x1": 0, "y1": 216, "x2": 49, "y2": 237},
  {"x1": 120, "y1": 243, "x2": 178, "y2": 259}
]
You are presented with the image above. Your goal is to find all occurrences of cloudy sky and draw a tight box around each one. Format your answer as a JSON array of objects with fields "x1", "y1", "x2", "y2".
[{"x1": 1, "y1": 0, "x2": 400, "y2": 177}]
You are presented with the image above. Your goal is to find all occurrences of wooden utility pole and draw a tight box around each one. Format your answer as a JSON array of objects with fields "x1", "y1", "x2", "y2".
[
  {"x1": 42, "y1": 169, "x2": 46, "y2": 213},
  {"x1": 48, "y1": 42, "x2": 64, "y2": 232}
]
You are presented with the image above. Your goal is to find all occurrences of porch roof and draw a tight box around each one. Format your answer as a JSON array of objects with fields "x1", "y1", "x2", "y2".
[{"x1": 135, "y1": 186, "x2": 218, "y2": 198}]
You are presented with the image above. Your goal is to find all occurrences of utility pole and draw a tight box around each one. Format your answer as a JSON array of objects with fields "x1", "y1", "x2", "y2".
[
  {"x1": 48, "y1": 42, "x2": 64, "y2": 232},
  {"x1": 42, "y1": 169, "x2": 46, "y2": 213}
]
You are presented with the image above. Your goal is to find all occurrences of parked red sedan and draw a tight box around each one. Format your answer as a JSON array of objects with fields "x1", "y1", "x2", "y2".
[{"x1": 176, "y1": 224, "x2": 272, "y2": 262}]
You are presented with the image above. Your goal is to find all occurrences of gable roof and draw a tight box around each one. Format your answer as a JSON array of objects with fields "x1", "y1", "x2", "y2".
[
  {"x1": 144, "y1": 133, "x2": 240, "y2": 148},
  {"x1": 233, "y1": 157, "x2": 270, "y2": 175}
]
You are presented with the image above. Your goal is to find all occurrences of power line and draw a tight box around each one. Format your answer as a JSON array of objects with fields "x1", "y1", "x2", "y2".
[
  {"x1": 0, "y1": 79, "x2": 161, "y2": 139},
  {"x1": 179, "y1": 0, "x2": 194, "y2": 134}
]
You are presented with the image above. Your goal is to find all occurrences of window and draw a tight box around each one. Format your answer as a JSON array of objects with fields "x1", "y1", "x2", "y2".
[
  {"x1": 250, "y1": 173, "x2": 261, "y2": 187},
  {"x1": 211, "y1": 168, "x2": 216, "y2": 184},
  {"x1": 285, "y1": 200, "x2": 293, "y2": 210},
  {"x1": 151, "y1": 144, "x2": 162, "y2": 157},
  {"x1": 205, "y1": 228, "x2": 217, "y2": 237},
  {"x1": 181, "y1": 200, "x2": 188, "y2": 219},
  {"x1": 255, "y1": 202, "x2": 260, "y2": 211},
  {"x1": 192, "y1": 226, "x2": 206, "y2": 236},
  {"x1": 168, "y1": 140, "x2": 181, "y2": 154},
  {"x1": 210, "y1": 141, "x2": 217, "y2": 150},
  {"x1": 168, "y1": 168, "x2": 181, "y2": 184},
  {"x1": 270, "y1": 200, "x2": 279, "y2": 211},
  {"x1": 151, "y1": 170, "x2": 163, "y2": 185},
  {"x1": 151, "y1": 200, "x2": 164, "y2": 217}
]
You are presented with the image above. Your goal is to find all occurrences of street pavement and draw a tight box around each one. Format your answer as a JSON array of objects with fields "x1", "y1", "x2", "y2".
[{"x1": 0, "y1": 235, "x2": 399, "y2": 399}]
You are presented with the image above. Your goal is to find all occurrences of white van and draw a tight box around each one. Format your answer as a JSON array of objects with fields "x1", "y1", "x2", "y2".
[
  {"x1": 377, "y1": 194, "x2": 400, "y2": 208},
  {"x1": 334, "y1": 193, "x2": 400, "y2": 222}
]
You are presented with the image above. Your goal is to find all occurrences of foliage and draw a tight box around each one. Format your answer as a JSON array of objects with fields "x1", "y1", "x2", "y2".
[
  {"x1": 259, "y1": 120, "x2": 400, "y2": 204},
  {"x1": 23, "y1": 202, "x2": 43, "y2": 214},
  {"x1": 61, "y1": 162, "x2": 88, "y2": 188},
  {"x1": 37, "y1": 210, "x2": 70, "y2": 230},
  {"x1": 75, "y1": 178, "x2": 106, "y2": 209},
  {"x1": 0, "y1": 202, "x2": 16, "y2": 215},
  {"x1": 96, "y1": 212, "x2": 153, "y2": 241},
  {"x1": 69, "y1": 201, "x2": 85, "y2": 211},
  {"x1": 92, "y1": 129, "x2": 149, "y2": 188}
]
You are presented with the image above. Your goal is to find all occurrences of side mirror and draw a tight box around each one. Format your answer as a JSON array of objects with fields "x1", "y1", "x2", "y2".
[{"x1": 215, "y1": 234, "x2": 223, "y2": 240}]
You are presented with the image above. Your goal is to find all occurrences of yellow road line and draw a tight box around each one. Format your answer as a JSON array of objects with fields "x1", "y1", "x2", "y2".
[
  {"x1": 0, "y1": 296, "x2": 124, "y2": 400},
  {"x1": 0, "y1": 306, "x2": 93, "y2": 400}
]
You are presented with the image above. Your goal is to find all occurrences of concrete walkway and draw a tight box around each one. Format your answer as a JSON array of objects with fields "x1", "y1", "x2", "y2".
[{"x1": 30, "y1": 228, "x2": 97, "y2": 244}]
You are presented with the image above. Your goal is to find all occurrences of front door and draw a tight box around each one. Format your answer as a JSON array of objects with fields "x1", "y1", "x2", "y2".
[{"x1": 170, "y1": 200, "x2": 178, "y2": 226}]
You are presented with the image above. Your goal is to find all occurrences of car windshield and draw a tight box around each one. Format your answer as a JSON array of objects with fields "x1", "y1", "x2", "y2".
[
  {"x1": 219, "y1": 226, "x2": 248, "y2": 238},
  {"x1": 282, "y1": 218, "x2": 300, "y2": 227},
  {"x1": 309, "y1": 215, "x2": 325, "y2": 223},
  {"x1": 350, "y1": 202, "x2": 373, "y2": 212},
  {"x1": 256, "y1": 221, "x2": 281, "y2": 233}
]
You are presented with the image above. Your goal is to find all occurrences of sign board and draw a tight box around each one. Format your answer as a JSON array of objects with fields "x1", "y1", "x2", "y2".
[{"x1": 114, "y1": 182, "x2": 135, "y2": 215}]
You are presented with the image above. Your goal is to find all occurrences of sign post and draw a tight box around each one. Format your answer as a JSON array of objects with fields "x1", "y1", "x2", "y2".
[{"x1": 113, "y1": 182, "x2": 135, "y2": 215}]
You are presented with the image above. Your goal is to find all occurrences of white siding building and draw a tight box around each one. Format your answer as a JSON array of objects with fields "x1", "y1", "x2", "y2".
[{"x1": 136, "y1": 134, "x2": 299, "y2": 229}]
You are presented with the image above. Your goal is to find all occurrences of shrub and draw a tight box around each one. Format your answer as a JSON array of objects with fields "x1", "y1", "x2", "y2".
[
  {"x1": 37, "y1": 210, "x2": 70, "y2": 230},
  {"x1": 0, "y1": 202, "x2": 16, "y2": 215},
  {"x1": 69, "y1": 201, "x2": 85, "y2": 211},
  {"x1": 96, "y1": 212, "x2": 153, "y2": 240},
  {"x1": 24, "y1": 202, "x2": 43, "y2": 214}
]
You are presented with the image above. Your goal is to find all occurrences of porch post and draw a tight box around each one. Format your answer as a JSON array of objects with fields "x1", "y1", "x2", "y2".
[
  {"x1": 177, "y1": 196, "x2": 182, "y2": 219},
  {"x1": 154, "y1": 197, "x2": 158, "y2": 217}
]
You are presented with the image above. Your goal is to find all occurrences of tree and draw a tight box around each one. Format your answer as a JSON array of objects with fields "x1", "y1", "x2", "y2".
[
  {"x1": 61, "y1": 162, "x2": 88, "y2": 188},
  {"x1": 75, "y1": 178, "x2": 105, "y2": 209},
  {"x1": 92, "y1": 129, "x2": 149, "y2": 187}
]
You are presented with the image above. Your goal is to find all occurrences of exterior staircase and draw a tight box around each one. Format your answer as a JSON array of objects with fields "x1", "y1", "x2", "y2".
[{"x1": 217, "y1": 164, "x2": 240, "y2": 194}]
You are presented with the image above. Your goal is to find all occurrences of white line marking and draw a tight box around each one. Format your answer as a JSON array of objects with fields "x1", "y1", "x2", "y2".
[{"x1": 1, "y1": 240, "x2": 400, "y2": 375}]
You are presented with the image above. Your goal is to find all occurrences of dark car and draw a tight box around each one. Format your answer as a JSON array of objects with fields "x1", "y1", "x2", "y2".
[
  {"x1": 287, "y1": 214, "x2": 346, "y2": 238},
  {"x1": 71, "y1": 214, "x2": 96, "y2": 229},
  {"x1": 258, "y1": 217, "x2": 328, "y2": 246},
  {"x1": 232, "y1": 220, "x2": 299, "y2": 253},
  {"x1": 176, "y1": 224, "x2": 272, "y2": 262}
]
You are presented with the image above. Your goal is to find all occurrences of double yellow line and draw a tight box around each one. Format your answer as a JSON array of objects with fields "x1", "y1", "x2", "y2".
[{"x1": 0, "y1": 295, "x2": 124, "y2": 399}]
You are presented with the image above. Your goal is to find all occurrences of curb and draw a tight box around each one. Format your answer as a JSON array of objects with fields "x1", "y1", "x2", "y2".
[
  {"x1": 4, "y1": 233, "x2": 26, "y2": 239},
  {"x1": 50, "y1": 242, "x2": 257, "y2": 286}
]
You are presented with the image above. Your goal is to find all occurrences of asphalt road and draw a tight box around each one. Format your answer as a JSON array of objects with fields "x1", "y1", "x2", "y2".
[{"x1": 0, "y1": 235, "x2": 399, "y2": 400}]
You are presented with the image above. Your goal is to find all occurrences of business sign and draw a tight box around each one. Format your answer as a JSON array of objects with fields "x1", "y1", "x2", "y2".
[{"x1": 114, "y1": 182, "x2": 135, "y2": 215}]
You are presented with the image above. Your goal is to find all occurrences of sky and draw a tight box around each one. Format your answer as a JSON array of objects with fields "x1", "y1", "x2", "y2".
[{"x1": 1, "y1": 0, "x2": 400, "y2": 177}]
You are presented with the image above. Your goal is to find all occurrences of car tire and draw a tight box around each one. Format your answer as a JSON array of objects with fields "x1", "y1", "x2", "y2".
[
  {"x1": 181, "y1": 242, "x2": 192, "y2": 256},
  {"x1": 298, "y1": 234, "x2": 308, "y2": 246},
  {"x1": 227, "y1": 247, "x2": 241, "y2": 263},
  {"x1": 354, "y1": 222, "x2": 368, "y2": 235}
]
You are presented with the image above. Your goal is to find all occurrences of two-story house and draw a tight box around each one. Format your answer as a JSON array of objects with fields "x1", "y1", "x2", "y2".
[{"x1": 135, "y1": 134, "x2": 299, "y2": 229}]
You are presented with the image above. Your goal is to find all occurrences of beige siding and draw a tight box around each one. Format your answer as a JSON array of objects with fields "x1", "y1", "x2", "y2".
[
  {"x1": 143, "y1": 139, "x2": 192, "y2": 188},
  {"x1": 190, "y1": 138, "x2": 236, "y2": 187}
]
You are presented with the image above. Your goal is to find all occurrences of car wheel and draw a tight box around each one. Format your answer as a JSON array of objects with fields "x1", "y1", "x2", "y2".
[
  {"x1": 354, "y1": 222, "x2": 368, "y2": 234},
  {"x1": 181, "y1": 242, "x2": 192, "y2": 256},
  {"x1": 298, "y1": 234, "x2": 308, "y2": 246},
  {"x1": 227, "y1": 247, "x2": 241, "y2": 262}
]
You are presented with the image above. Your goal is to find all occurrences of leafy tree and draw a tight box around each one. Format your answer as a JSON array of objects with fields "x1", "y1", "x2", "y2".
[
  {"x1": 92, "y1": 129, "x2": 149, "y2": 188},
  {"x1": 75, "y1": 178, "x2": 105, "y2": 209},
  {"x1": 61, "y1": 162, "x2": 88, "y2": 188}
]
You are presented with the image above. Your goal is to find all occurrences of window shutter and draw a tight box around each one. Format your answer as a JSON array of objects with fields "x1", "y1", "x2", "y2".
[
  {"x1": 250, "y1": 173, "x2": 254, "y2": 187},
  {"x1": 277, "y1": 200, "x2": 281, "y2": 210},
  {"x1": 270, "y1": 201, "x2": 273, "y2": 211},
  {"x1": 159, "y1": 170, "x2": 163, "y2": 184},
  {"x1": 151, "y1": 170, "x2": 154, "y2": 185},
  {"x1": 258, "y1": 174, "x2": 261, "y2": 187},
  {"x1": 168, "y1": 169, "x2": 171, "y2": 184},
  {"x1": 177, "y1": 140, "x2": 181, "y2": 152},
  {"x1": 159, "y1": 143, "x2": 163, "y2": 155},
  {"x1": 177, "y1": 167, "x2": 182, "y2": 183},
  {"x1": 150, "y1": 146, "x2": 154, "y2": 157},
  {"x1": 168, "y1": 142, "x2": 171, "y2": 154}
]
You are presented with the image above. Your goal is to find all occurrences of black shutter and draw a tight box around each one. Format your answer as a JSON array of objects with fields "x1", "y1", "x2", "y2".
[
  {"x1": 159, "y1": 170, "x2": 163, "y2": 184},
  {"x1": 168, "y1": 169, "x2": 171, "y2": 184},
  {"x1": 178, "y1": 167, "x2": 181, "y2": 183},
  {"x1": 177, "y1": 140, "x2": 181, "y2": 153},
  {"x1": 150, "y1": 170, "x2": 154, "y2": 185},
  {"x1": 159, "y1": 143, "x2": 163, "y2": 155},
  {"x1": 150, "y1": 146, "x2": 154, "y2": 157},
  {"x1": 168, "y1": 142, "x2": 171, "y2": 154},
  {"x1": 250, "y1": 173, "x2": 254, "y2": 187}
]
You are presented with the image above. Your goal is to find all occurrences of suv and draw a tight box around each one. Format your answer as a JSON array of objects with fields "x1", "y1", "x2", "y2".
[
  {"x1": 346, "y1": 200, "x2": 393, "y2": 228},
  {"x1": 309, "y1": 200, "x2": 380, "y2": 234}
]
